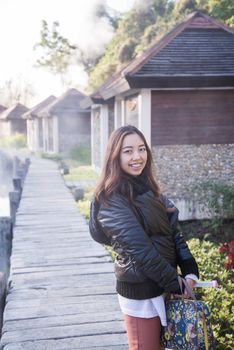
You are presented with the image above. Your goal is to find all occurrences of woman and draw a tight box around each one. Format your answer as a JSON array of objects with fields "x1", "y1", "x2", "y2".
[{"x1": 89, "y1": 125, "x2": 199, "y2": 350}]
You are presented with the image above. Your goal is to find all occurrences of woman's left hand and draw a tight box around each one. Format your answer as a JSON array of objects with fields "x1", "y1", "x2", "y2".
[{"x1": 184, "y1": 278, "x2": 196, "y2": 296}]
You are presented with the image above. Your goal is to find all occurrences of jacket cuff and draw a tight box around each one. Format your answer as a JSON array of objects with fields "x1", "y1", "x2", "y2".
[{"x1": 179, "y1": 258, "x2": 199, "y2": 279}]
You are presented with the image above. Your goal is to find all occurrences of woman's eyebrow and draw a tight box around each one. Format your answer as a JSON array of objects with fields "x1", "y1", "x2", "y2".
[
  {"x1": 122, "y1": 146, "x2": 133, "y2": 149},
  {"x1": 122, "y1": 144, "x2": 145, "y2": 149}
]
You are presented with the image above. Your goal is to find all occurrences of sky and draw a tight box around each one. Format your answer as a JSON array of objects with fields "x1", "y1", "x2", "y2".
[{"x1": 0, "y1": 0, "x2": 135, "y2": 107}]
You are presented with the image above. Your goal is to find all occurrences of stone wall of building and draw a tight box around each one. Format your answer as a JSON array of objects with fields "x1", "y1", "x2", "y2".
[{"x1": 152, "y1": 144, "x2": 234, "y2": 220}]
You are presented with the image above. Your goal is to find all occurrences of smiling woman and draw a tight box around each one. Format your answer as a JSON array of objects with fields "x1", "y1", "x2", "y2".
[{"x1": 89, "y1": 125, "x2": 199, "y2": 350}]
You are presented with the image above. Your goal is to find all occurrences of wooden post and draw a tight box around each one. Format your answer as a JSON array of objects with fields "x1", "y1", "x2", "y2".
[
  {"x1": 13, "y1": 156, "x2": 20, "y2": 178},
  {"x1": 13, "y1": 178, "x2": 22, "y2": 199},
  {"x1": 9, "y1": 191, "x2": 20, "y2": 225},
  {"x1": 0, "y1": 271, "x2": 7, "y2": 334},
  {"x1": 0, "y1": 217, "x2": 12, "y2": 272},
  {"x1": 0, "y1": 217, "x2": 12, "y2": 333},
  {"x1": 25, "y1": 157, "x2": 31, "y2": 172}
]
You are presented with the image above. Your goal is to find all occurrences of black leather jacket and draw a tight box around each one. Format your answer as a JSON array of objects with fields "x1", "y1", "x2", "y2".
[{"x1": 89, "y1": 191, "x2": 198, "y2": 294}]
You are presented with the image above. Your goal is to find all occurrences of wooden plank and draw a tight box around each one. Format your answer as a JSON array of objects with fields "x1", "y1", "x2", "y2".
[
  {"x1": 3, "y1": 333, "x2": 128, "y2": 350},
  {"x1": 0, "y1": 157, "x2": 128, "y2": 349}
]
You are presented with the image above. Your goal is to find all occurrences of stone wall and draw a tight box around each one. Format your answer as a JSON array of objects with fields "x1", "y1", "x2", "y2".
[{"x1": 152, "y1": 144, "x2": 234, "y2": 219}]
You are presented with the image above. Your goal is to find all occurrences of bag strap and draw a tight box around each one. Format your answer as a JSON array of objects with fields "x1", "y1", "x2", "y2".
[{"x1": 178, "y1": 277, "x2": 197, "y2": 300}]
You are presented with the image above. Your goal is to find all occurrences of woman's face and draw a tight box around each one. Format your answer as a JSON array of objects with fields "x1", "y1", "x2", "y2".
[{"x1": 120, "y1": 133, "x2": 147, "y2": 176}]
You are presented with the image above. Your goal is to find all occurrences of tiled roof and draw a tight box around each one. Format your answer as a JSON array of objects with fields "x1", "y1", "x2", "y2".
[
  {"x1": 0, "y1": 103, "x2": 29, "y2": 120},
  {"x1": 38, "y1": 88, "x2": 90, "y2": 117},
  {"x1": 132, "y1": 28, "x2": 234, "y2": 77},
  {"x1": 22, "y1": 95, "x2": 56, "y2": 119},
  {"x1": 86, "y1": 12, "x2": 234, "y2": 103}
]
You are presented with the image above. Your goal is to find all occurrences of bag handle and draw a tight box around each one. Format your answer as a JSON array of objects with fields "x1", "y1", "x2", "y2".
[{"x1": 178, "y1": 276, "x2": 197, "y2": 300}]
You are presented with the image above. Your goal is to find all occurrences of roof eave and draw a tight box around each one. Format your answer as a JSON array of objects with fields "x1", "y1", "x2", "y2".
[
  {"x1": 101, "y1": 77, "x2": 130, "y2": 100},
  {"x1": 126, "y1": 75, "x2": 234, "y2": 89}
]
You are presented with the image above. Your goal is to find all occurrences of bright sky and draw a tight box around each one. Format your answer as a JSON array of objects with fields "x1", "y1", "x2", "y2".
[{"x1": 0, "y1": 0, "x2": 135, "y2": 106}]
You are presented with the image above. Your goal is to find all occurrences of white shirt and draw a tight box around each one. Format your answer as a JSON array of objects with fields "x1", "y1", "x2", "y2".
[{"x1": 118, "y1": 274, "x2": 198, "y2": 326}]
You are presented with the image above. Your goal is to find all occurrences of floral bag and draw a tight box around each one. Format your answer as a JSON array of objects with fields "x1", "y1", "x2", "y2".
[{"x1": 160, "y1": 279, "x2": 215, "y2": 350}]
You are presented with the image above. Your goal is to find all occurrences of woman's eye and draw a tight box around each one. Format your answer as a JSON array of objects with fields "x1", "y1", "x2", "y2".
[
  {"x1": 124, "y1": 149, "x2": 132, "y2": 154},
  {"x1": 139, "y1": 147, "x2": 146, "y2": 152}
]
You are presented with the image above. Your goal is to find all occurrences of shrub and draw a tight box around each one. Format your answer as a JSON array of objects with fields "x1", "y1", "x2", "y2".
[
  {"x1": 0, "y1": 133, "x2": 27, "y2": 148},
  {"x1": 64, "y1": 166, "x2": 98, "y2": 182},
  {"x1": 69, "y1": 145, "x2": 91, "y2": 165},
  {"x1": 76, "y1": 188, "x2": 95, "y2": 221},
  {"x1": 191, "y1": 180, "x2": 234, "y2": 233},
  {"x1": 188, "y1": 239, "x2": 234, "y2": 350},
  {"x1": 219, "y1": 241, "x2": 234, "y2": 270},
  {"x1": 38, "y1": 151, "x2": 62, "y2": 162}
]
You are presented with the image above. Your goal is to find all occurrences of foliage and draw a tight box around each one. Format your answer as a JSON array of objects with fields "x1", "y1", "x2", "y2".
[
  {"x1": 89, "y1": 1, "x2": 174, "y2": 89},
  {"x1": 0, "y1": 133, "x2": 27, "y2": 149},
  {"x1": 0, "y1": 79, "x2": 35, "y2": 107},
  {"x1": 34, "y1": 20, "x2": 76, "y2": 75},
  {"x1": 76, "y1": 187, "x2": 95, "y2": 221},
  {"x1": 188, "y1": 239, "x2": 234, "y2": 350},
  {"x1": 63, "y1": 165, "x2": 98, "y2": 182},
  {"x1": 34, "y1": 5, "x2": 119, "y2": 79},
  {"x1": 36, "y1": 151, "x2": 62, "y2": 162},
  {"x1": 89, "y1": 0, "x2": 234, "y2": 89},
  {"x1": 191, "y1": 180, "x2": 234, "y2": 233},
  {"x1": 219, "y1": 241, "x2": 234, "y2": 270},
  {"x1": 33, "y1": 0, "x2": 234, "y2": 91},
  {"x1": 206, "y1": 0, "x2": 234, "y2": 23},
  {"x1": 68, "y1": 145, "x2": 91, "y2": 165}
]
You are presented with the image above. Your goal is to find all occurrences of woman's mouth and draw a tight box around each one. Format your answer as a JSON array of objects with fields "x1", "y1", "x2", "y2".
[{"x1": 130, "y1": 163, "x2": 142, "y2": 169}]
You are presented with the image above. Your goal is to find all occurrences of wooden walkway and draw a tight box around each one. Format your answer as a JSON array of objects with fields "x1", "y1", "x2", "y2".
[{"x1": 0, "y1": 158, "x2": 128, "y2": 349}]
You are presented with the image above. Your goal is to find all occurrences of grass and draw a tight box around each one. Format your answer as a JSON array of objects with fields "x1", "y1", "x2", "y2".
[{"x1": 63, "y1": 165, "x2": 99, "y2": 182}]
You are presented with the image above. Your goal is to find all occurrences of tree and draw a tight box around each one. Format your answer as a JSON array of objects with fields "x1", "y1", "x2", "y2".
[
  {"x1": 207, "y1": 0, "x2": 234, "y2": 24},
  {"x1": 0, "y1": 78, "x2": 35, "y2": 107},
  {"x1": 34, "y1": 3, "x2": 119, "y2": 84},
  {"x1": 34, "y1": 20, "x2": 76, "y2": 77}
]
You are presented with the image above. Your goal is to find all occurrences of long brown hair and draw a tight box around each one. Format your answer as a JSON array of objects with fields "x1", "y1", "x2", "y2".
[{"x1": 95, "y1": 125, "x2": 160, "y2": 202}]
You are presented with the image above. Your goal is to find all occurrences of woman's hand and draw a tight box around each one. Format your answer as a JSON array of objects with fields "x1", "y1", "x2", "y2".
[{"x1": 184, "y1": 278, "x2": 196, "y2": 296}]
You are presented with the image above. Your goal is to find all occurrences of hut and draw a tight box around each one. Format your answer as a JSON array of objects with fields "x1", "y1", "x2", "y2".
[
  {"x1": 37, "y1": 89, "x2": 91, "y2": 153},
  {"x1": 0, "y1": 103, "x2": 29, "y2": 138},
  {"x1": 22, "y1": 95, "x2": 56, "y2": 151},
  {"x1": 81, "y1": 11, "x2": 234, "y2": 216}
]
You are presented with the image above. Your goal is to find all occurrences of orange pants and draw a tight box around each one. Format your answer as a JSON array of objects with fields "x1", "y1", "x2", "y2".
[{"x1": 124, "y1": 314, "x2": 165, "y2": 350}]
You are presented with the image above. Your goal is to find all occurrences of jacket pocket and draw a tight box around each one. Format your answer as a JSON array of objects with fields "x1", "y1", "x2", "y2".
[{"x1": 114, "y1": 255, "x2": 148, "y2": 283}]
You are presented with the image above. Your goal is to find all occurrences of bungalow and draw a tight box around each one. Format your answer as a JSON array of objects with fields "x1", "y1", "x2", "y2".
[
  {"x1": 81, "y1": 11, "x2": 234, "y2": 218},
  {"x1": 22, "y1": 95, "x2": 57, "y2": 152},
  {"x1": 0, "y1": 103, "x2": 29, "y2": 138},
  {"x1": 36, "y1": 88, "x2": 91, "y2": 153}
]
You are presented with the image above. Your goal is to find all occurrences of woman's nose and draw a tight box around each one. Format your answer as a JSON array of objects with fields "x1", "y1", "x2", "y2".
[{"x1": 132, "y1": 151, "x2": 141, "y2": 160}]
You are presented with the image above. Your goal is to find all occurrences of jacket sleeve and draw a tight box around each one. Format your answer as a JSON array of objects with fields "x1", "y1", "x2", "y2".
[
  {"x1": 174, "y1": 232, "x2": 199, "y2": 278},
  {"x1": 89, "y1": 196, "x2": 111, "y2": 246},
  {"x1": 161, "y1": 194, "x2": 199, "y2": 279},
  {"x1": 97, "y1": 194, "x2": 180, "y2": 293}
]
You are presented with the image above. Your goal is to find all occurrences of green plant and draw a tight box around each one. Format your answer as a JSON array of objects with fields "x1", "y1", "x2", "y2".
[
  {"x1": 63, "y1": 165, "x2": 98, "y2": 182},
  {"x1": 69, "y1": 145, "x2": 91, "y2": 165},
  {"x1": 0, "y1": 133, "x2": 27, "y2": 148},
  {"x1": 188, "y1": 239, "x2": 234, "y2": 350},
  {"x1": 37, "y1": 151, "x2": 62, "y2": 162},
  {"x1": 76, "y1": 187, "x2": 94, "y2": 221},
  {"x1": 191, "y1": 181, "x2": 234, "y2": 233}
]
